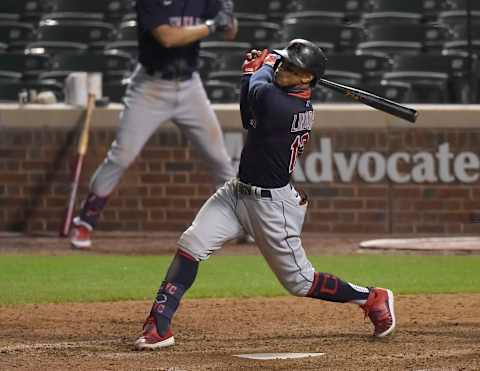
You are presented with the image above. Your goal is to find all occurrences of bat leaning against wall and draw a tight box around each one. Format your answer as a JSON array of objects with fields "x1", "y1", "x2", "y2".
[{"x1": 60, "y1": 93, "x2": 96, "y2": 237}]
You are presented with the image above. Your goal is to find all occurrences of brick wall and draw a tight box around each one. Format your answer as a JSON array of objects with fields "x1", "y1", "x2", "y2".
[{"x1": 1, "y1": 125, "x2": 479, "y2": 235}]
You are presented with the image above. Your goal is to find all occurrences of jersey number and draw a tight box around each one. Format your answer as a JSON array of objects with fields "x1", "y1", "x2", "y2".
[{"x1": 289, "y1": 132, "x2": 310, "y2": 173}]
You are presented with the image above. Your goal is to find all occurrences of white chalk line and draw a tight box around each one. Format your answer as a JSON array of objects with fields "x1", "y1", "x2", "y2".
[{"x1": 0, "y1": 339, "x2": 120, "y2": 353}]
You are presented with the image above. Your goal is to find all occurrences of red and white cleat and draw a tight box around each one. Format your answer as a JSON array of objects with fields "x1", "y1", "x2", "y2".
[
  {"x1": 360, "y1": 288, "x2": 396, "y2": 337},
  {"x1": 69, "y1": 217, "x2": 92, "y2": 249},
  {"x1": 134, "y1": 315, "x2": 175, "y2": 350}
]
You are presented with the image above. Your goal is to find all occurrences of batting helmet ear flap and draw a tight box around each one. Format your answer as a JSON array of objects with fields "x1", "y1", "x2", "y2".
[{"x1": 273, "y1": 39, "x2": 327, "y2": 86}]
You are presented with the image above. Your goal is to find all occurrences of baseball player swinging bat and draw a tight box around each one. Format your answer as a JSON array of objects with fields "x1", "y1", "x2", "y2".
[
  {"x1": 60, "y1": 93, "x2": 96, "y2": 237},
  {"x1": 317, "y1": 78, "x2": 418, "y2": 123}
]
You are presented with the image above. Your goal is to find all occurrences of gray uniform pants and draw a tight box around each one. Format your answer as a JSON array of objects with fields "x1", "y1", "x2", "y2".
[
  {"x1": 178, "y1": 179, "x2": 316, "y2": 296},
  {"x1": 90, "y1": 65, "x2": 235, "y2": 196}
]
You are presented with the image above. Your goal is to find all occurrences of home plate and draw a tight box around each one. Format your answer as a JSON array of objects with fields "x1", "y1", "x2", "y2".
[{"x1": 233, "y1": 352, "x2": 325, "y2": 360}]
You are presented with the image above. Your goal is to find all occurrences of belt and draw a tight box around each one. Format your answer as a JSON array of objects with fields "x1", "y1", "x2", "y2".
[
  {"x1": 236, "y1": 180, "x2": 272, "y2": 199},
  {"x1": 144, "y1": 66, "x2": 192, "y2": 81}
]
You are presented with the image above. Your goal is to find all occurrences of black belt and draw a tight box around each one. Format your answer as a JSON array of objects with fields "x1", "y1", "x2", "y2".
[
  {"x1": 236, "y1": 181, "x2": 272, "y2": 198},
  {"x1": 144, "y1": 66, "x2": 192, "y2": 81}
]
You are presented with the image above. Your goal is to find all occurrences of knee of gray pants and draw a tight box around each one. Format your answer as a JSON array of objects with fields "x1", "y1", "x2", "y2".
[
  {"x1": 177, "y1": 228, "x2": 212, "y2": 262},
  {"x1": 107, "y1": 140, "x2": 138, "y2": 169}
]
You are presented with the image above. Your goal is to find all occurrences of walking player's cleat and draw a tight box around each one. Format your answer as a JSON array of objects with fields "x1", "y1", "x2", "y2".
[
  {"x1": 134, "y1": 315, "x2": 175, "y2": 350},
  {"x1": 360, "y1": 288, "x2": 396, "y2": 337},
  {"x1": 69, "y1": 217, "x2": 92, "y2": 249}
]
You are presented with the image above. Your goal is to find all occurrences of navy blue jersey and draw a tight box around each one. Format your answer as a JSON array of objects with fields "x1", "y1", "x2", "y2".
[
  {"x1": 238, "y1": 65, "x2": 314, "y2": 188},
  {"x1": 136, "y1": 0, "x2": 220, "y2": 72}
]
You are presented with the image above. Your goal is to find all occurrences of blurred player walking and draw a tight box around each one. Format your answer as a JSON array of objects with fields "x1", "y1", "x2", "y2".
[{"x1": 70, "y1": 0, "x2": 238, "y2": 249}]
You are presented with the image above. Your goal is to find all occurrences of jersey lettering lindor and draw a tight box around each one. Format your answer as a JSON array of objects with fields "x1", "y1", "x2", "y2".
[{"x1": 290, "y1": 110, "x2": 314, "y2": 133}]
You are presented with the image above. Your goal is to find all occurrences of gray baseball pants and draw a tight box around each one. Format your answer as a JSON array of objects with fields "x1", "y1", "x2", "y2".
[{"x1": 90, "y1": 64, "x2": 235, "y2": 196}]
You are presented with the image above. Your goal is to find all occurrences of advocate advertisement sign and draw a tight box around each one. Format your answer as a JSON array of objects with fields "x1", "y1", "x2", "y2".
[{"x1": 225, "y1": 134, "x2": 480, "y2": 184}]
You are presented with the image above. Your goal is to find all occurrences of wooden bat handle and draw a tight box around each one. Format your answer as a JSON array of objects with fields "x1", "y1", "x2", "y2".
[
  {"x1": 78, "y1": 94, "x2": 96, "y2": 155},
  {"x1": 318, "y1": 78, "x2": 418, "y2": 123}
]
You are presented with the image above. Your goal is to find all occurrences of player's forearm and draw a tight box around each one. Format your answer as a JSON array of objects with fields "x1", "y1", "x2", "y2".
[
  {"x1": 223, "y1": 18, "x2": 238, "y2": 41},
  {"x1": 152, "y1": 24, "x2": 209, "y2": 48}
]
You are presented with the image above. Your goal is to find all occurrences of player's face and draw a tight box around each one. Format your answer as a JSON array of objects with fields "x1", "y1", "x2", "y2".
[{"x1": 275, "y1": 60, "x2": 314, "y2": 87}]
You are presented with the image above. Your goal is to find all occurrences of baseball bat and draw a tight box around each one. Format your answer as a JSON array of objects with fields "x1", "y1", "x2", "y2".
[
  {"x1": 60, "y1": 93, "x2": 96, "y2": 237},
  {"x1": 318, "y1": 78, "x2": 418, "y2": 123}
]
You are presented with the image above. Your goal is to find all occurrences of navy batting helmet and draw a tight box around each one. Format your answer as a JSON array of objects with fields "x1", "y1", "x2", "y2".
[{"x1": 273, "y1": 39, "x2": 327, "y2": 85}]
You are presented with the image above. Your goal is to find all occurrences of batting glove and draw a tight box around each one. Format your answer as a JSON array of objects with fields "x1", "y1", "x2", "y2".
[
  {"x1": 206, "y1": 10, "x2": 232, "y2": 34},
  {"x1": 242, "y1": 49, "x2": 268, "y2": 75},
  {"x1": 263, "y1": 53, "x2": 280, "y2": 68}
]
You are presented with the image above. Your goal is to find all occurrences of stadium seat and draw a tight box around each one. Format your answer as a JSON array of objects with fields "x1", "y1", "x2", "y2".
[
  {"x1": 282, "y1": 18, "x2": 366, "y2": 53},
  {"x1": 325, "y1": 52, "x2": 393, "y2": 83},
  {"x1": 25, "y1": 41, "x2": 88, "y2": 55},
  {"x1": 0, "y1": 79, "x2": 64, "y2": 102},
  {"x1": 233, "y1": 1, "x2": 284, "y2": 21},
  {"x1": 116, "y1": 19, "x2": 137, "y2": 41},
  {"x1": 288, "y1": 0, "x2": 370, "y2": 23},
  {"x1": 198, "y1": 51, "x2": 219, "y2": 79},
  {"x1": 283, "y1": 11, "x2": 346, "y2": 25},
  {"x1": 362, "y1": 0, "x2": 438, "y2": 24},
  {"x1": 35, "y1": 19, "x2": 116, "y2": 51},
  {"x1": 383, "y1": 52, "x2": 474, "y2": 103},
  {"x1": 203, "y1": 80, "x2": 238, "y2": 103},
  {"x1": 35, "y1": 50, "x2": 132, "y2": 88},
  {"x1": 0, "y1": 0, "x2": 45, "y2": 22},
  {"x1": 216, "y1": 52, "x2": 245, "y2": 74},
  {"x1": 0, "y1": 71, "x2": 22, "y2": 82},
  {"x1": 208, "y1": 21, "x2": 280, "y2": 49},
  {"x1": 43, "y1": 0, "x2": 133, "y2": 22},
  {"x1": 207, "y1": 71, "x2": 242, "y2": 91},
  {"x1": 365, "y1": 80, "x2": 412, "y2": 103},
  {"x1": 266, "y1": 0, "x2": 289, "y2": 23},
  {"x1": 50, "y1": 50, "x2": 132, "y2": 77},
  {"x1": 0, "y1": 52, "x2": 51, "y2": 79},
  {"x1": 438, "y1": 10, "x2": 480, "y2": 28},
  {"x1": 200, "y1": 41, "x2": 252, "y2": 59},
  {"x1": 105, "y1": 40, "x2": 138, "y2": 60},
  {"x1": 0, "y1": 21, "x2": 35, "y2": 51},
  {"x1": 357, "y1": 24, "x2": 451, "y2": 56},
  {"x1": 382, "y1": 71, "x2": 448, "y2": 103},
  {"x1": 103, "y1": 78, "x2": 129, "y2": 103},
  {"x1": 443, "y1": 40, "x2": 480, "y2": 55},
  {"x1": 448, "y1": 22, "x2": 480, "y2": 41},
  {"x1": 443, "y1": 0, "x2": 480, "y2": 11}
]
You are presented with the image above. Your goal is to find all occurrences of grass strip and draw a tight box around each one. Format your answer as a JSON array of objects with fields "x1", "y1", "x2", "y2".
[{"x1": 0, "y1": 255, "x2": 478, "y2": 305}]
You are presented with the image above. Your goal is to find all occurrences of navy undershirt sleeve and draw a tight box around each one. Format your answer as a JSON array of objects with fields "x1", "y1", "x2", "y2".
[
  {"x1": 248, "y1": 65, "x2": 275, "y2": 123},
  {"x1": 240, "y1": 75, "x2": 253, "y2": 129}
]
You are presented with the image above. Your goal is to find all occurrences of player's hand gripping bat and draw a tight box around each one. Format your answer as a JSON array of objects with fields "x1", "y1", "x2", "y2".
[
  {"x1": 60, "y1": 93, "x2": 96, "y2": 237},
  {"x1": 318, "y1": 78, "x2": 418, "y2": 123}
]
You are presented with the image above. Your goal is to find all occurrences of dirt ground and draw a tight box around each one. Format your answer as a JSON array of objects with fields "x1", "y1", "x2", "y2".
[{"x1": 1, "y1": 233, "x2": 479, "y2": 370}]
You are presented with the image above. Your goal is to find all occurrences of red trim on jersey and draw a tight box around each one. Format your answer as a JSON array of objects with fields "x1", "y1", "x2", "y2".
[
  {"x1": 288, "y1": 89, "x2": 311, "y2": 100},
  {"x1": 306, "y1": 272, "x2": 320, "y2": 297},
  {"x1": 177, "y1": 249, "x2": 197, "y2": 262}
]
